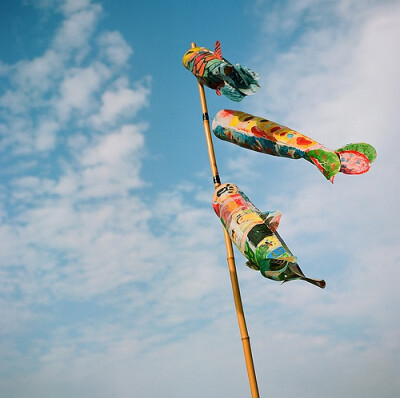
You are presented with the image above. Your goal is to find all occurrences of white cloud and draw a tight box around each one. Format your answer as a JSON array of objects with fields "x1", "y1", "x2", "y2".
[
  {"x1": 0, "y1": 0, "x2": 154, "y2": 311},
  {"x1": 81, "y1": 124, "x2": 144, "y2": 166},
  {"x1": 98, "y1": 31, "x2": 133, "y2": 66},
  {"x1": 91, "y1": 78, "x2": 150, "y2": 127},
  {"x1": 52, "y1": 3, "x2": 102, "y2": 54},
  {"x1": 56, "y1": 63, "x2": 110, "y2": 120},
  {"x1": 12, "y1": 50, "x2": 63, "y2": 97},
  {"x1": 35, "y1": 119, "x2": 59, "y2": 150},
  {"x1": 0, "y1": 1, "x2": 147, "y2": 155},
  {"x1": 0, "y1": 115, "x2": 35, "y2": 154},
  {"x1": 77, "y1": 124, "x2": 147, "y2": 197},
  {"x1": 61, "y1": 0, "x2": 93, "y2": 15},
  {"x1": 257, "y1": 0, "x2": 323, "y2": 35}
]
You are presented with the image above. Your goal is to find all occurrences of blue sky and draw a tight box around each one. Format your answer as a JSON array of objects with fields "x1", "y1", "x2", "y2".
[{"x1": 0, "y1": 0, "x2": 399, "y2": 397}]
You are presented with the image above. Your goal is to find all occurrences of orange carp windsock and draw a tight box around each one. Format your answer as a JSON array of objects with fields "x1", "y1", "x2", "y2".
[
  {"x1": 213, "y1": 183, "x2": 325, "y2": 288},
  {"x1": 212, "y1": 109, "x2": 377, "y2": 182},
  {"x1": 182, "y1": 41, "x2": 260, "y2": 102}
]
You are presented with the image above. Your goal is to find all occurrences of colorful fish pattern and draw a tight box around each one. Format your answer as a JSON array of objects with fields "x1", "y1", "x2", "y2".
[
  {"x1": 212, "y1": 109, "x2": 377, "y2": 182},
  {"x1": 213, "y1": 183, "x2": 325, "y2": 288},
  {"x1": 182, "y1": 41, "x2": 260, "y2": 102}
]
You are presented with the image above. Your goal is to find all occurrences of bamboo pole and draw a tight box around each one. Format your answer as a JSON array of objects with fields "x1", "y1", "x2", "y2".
[{"x1": 191, "y1": 42, "x2": 259, "y2": 398}]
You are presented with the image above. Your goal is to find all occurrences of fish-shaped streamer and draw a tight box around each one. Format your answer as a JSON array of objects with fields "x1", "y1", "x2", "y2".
[
  {"x1": 212, "y1": 183, "x2": 325, "y2": 288},
  {"x1": 182, "y1": 41, "x2": 260, "y2": 102},
  {"x1": 212, "y1": 109, "x2": 377, "y2": 182}
]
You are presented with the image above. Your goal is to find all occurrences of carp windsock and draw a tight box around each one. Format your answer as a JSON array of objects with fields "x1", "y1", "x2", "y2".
[
  {"x1": 183, "y1": 41, "x2": 260, "y2": 102},
  {"x1": 212, "y1": 109, "x2": 377, "y2": 182},
  {"x1": 212, "y1": 183, "x2": 325, "y2": 288}
]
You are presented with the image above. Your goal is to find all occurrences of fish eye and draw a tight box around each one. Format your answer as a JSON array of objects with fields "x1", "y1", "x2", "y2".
[{"x1": 216, "y1": 186, "x2": 229, "y2": 197}]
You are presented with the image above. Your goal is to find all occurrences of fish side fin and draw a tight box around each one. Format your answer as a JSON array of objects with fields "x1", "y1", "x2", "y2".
[
  {"x1": 214, "y1": 40, "x2": 223, "y2": 60},
  {"x1": 336, "y1": 143, "x2": 377, "y2": 175},
  {"x1": 245, "y1": 260, "x2": 260, "y2": 271},
  {"x1": 260, "y1": 210, "x2": 282, "y2": 232}
]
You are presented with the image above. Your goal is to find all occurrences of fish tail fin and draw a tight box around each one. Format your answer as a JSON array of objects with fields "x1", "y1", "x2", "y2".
[
  {"x1": 231, "y1": 64, "x2": 260, "y2": 95},
  {"x1": 219, "y1": 85, "x2": 246, "y2": 101},
  {"x1": 335, "y1": 143, "x2": 377, "y2": 175},
  {"x1": 284, "y1": 263, "x2": 326, "y2": 289},
  {"x1": 259, "y1": 259, "x2": 326, "y2": 289},
  {"x1": 219, "y1": 63, "x2": 260, "y2": 101},
  {"x1": 305, "y1": 149, "x2": 341, "y2": 183}
]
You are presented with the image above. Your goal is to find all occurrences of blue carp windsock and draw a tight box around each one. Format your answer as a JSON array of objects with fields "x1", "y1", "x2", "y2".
[
  {"x1": 182, "y1": 41, "x2": 260, "y2": 102},
  {"x1": 212, "y1": 109, "x2": 377, "y2": 182},
  {"x1": 212, "y1": 183, "x2": 326, "y2": 288}
]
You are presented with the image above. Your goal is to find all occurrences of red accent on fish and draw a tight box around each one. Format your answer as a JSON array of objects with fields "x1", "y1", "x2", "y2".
[
  {"x1": 338, "y1": 150, "x2": 371, "y2": 175},
  {"x1": 251, "y1": 126, "x2": 277, "y2": 141},
  {"x1": 197, "y1": 59, "x2": 206, "y2": 76},
  {"x1": 212, "y1": 202, "x2": 220, "y2": 216},
  {"x1": 214, "y1": 40, "x2": 223, "y2": 60},
  {"x1": 270, "y1": 126, "x2": 281, "y2": 133},
  {"x1": 296, "y1": 137, "x2": 313, "y2": 145},
  {"x1": 222, "y1": 109, "x2": 233, "y2": 116},
  {"x1": 251, "y1": 126, "x2": 266, "y2": 138},
  {"x1": 308, "y1": 156, "x2": 335, "y2": 184}
]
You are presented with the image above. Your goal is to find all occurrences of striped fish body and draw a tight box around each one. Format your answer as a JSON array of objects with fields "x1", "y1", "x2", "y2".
[
  {"x1": 183, "y1": 47, "x2": 226, "y2": 89},
  {"x1": 212, "y1": 109, "x2": 377, "y2": 182},
  {"x1": 212, "y1": 183, "x2": 325, "y2": 288},
  {"x1": 182, "y1": 42, "x2": 260, "y2": 102}
]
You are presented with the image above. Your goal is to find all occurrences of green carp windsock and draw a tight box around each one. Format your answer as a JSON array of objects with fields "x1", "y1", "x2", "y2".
[
  {"x1": 212, "y1": 109, "x2": 377, "y2": 182},
  {"x1": 212, "y1": 183, "x2": 326, "y2": 288},
  {"x1": 182, "y1": 41, "x2": 260, "y2": 102}
]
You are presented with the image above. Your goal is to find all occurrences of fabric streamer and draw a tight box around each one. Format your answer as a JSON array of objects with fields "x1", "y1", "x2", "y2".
[
  {"x1": 182, "y1": 41, "x2": 260, "y2": 102},
  {"x1": 213, "y1": 183, "x2": 325, "y2": 288},
  {"x1": 212, "y1": 109, "x2": 377, "y2": 182}
]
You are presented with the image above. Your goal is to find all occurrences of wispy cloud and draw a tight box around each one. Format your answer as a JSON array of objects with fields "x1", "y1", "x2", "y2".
[
  {"x1": 90, "y1": 77, "x2": 150, "y2": 127},
  {"x1": 98, "y1": 31, "x2": 133, "y2": 67},
  {"x1": 0, "y1": 4, "x2": 230, "y2": 396},
  {"x1": 0, "y1": 0, "x2": 154, "y2": 324}
]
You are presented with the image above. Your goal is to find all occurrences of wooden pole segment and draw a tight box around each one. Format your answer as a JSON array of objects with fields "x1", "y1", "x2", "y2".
[{"x1": 191, "y1": 42, "x2": 260, "y2": 398}]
